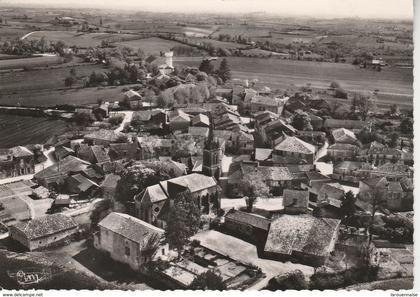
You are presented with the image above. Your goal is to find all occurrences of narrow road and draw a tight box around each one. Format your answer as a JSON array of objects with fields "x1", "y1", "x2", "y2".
[
  {"x1": 111, "y1": 111, "x2": 133, "y2": 133},
  {"x1": 20, "y1": 31, "x2": 36, "y2": 40}
]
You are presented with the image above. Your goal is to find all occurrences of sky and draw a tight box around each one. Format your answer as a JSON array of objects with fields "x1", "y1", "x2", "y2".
[{"x1": 1, "y1": 0, "x2": 414, "y2": 19}]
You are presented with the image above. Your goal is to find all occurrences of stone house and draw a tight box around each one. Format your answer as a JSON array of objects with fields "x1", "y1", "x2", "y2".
[
  {"x1": 9, "y1": 214, "x2": 78, "y2": 251},
  {"x1": 273, "y1": 136, "x2": 316, "y2": 165},
  {"x1": 223, "y1": 209, "x2": 271, "y2": 244},
  {"x1": 0, "y1": 146, "x2": 35, "y2": 179},
  {"x1": 94, "y1": 212, "x2": 167, "y2": 271},
  {"x1": 327, "y1": 143, "x2": 359, "y2": 161},
  {"x1": 263, "y1": 214, "x2": 341, "y2": 266}
]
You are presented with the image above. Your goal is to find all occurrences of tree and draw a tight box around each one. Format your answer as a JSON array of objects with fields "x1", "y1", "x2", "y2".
[
  {"x1": 352, "y1": 93, "x2": 376, "y2": 120},
  {"x1": 190, "y1": 270, "x2": 226, "y2": 290},
  {"x1": 73, "y1": 112, "x2": 93, "y2": 127},
  {"x1": 64, "y1": 76, "x2": 75, "y2": 87},
  {"x1": 90, "y1": 199, "x2": 113, "y2": 231},
  {"x1": 389, "y1": 104, "x2": 400, "y2": 116},
  {"x1": 335, "y1": 88, "x2": 348, "y2": 99},
  {"x1": 116, "y1": 163, "x2": 159, "y2": 203},
  {"x1": 291, "y1": 109, "x2": 313, "y2": 131},
  {"x1": 330, "y1": 81, "x2": 341, "y2": 89},
  {"x1": 70, "y1": 68, "x2": 77, "y2": 76},
  {"x1": 165, "y1": 190, "x2": 201, "y2": 257},
  {"x1": 400, "y1": 117, "x2": 413, "y2": 135},
  {"x1": 198, "y1": 59, "x2": 214, "y2": 75},
  {"x1": 341, "y1": 191, "x2": 356, "y2": 223},
  {"x1": 240, "y1": 168, "x2": 271, "y2": 212},
  {"x1": 156, "y1": 91, "x2": 175, "y2": 108},
  {"x1": 388, "y1": 132, "x2": 399, "y2": 148},
  {"x1": 218, "y1": 58, "x2": 231, "y2": 82}
]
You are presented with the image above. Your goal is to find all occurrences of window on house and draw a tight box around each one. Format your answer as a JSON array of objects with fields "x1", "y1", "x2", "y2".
[
  {"x1": 125, "y1": 244, "x2": 130, "y2": 256},
  {"x1": 162, "y1": 248, "x2": 165, "y2": 255}
]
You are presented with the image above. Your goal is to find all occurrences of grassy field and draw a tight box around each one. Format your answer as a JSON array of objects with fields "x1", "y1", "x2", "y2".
[
  {"x1": 26, "y1": 31, "x2": 142, "y2": 48},
  {"x1": 115, "y1": 37, "x2": 192, "y2": 55},
  {"x1": 185, "y1": 37, "x2": 249, "y2": 49},
  {"x1": 0, "y1": 64, "x2": 106, "y2": 94},
  {"x1": 0, "y1": 84, "x2": 132, "y2": 107},
  {"x1": 0, "y1": 55, "x2": 64, "y2": 70},
  {"x1": 174, "y1": 57, "x2": 413, "y2": 107},
  {"x1": 0, "y1": 114, "x2": 70, "y2": 147}
]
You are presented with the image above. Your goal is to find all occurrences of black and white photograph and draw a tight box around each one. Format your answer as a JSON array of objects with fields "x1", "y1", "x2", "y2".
[{"x1": 0, "y1": 0, "x2": 415, "y2": 294}]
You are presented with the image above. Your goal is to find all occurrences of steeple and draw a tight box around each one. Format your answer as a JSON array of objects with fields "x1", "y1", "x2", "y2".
[{"x1": 202, "y1": 112, "x2": 221, "y2": 180}]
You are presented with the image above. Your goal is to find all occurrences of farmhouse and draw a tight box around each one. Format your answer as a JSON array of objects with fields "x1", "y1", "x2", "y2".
[
  {"x1": 94, "y1": 212, "x2": 166, "y2": 271},
  {"x1": 9, "y1": 214, "x2": 78, "y2": 251},
  {"x1": 332, "y1": 128, "x2": 358, "y2": 145},
  {"x1": 273, "y1": 135, "x2": 316, "y2": 165},
  {"x1": 84, "y1": 129, "x2": 127, "y2": 145},
  {"x1": 263, "y1": 214, "x2": 341, "y2": 266},
  {"x1": 250, "y1": 96, "x2": 288, "y2": 114},
  {"x1": 327, "y1": 143, "x2": 359, "y2": 161},
  {"x1": 34, "y1": 155, "x2": 91, "y2": 188},
  {"x1": 323, "y1": 119, "x2": 366, "y2": 130},
  {"x1": 0, "y1": 146, "x2": 35, "y2": 179},
  {"x1": 223, "y1": 209, "x2": 271, "y2": 243}
]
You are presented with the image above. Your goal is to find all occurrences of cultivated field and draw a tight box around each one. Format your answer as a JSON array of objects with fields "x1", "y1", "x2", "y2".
[
  {"x1": 115, "y1": 37, "x2": 191, "y2": 55},
  {"x1": 185, "y1": 37, "x2": 249, "y2": 49},
  {"x1": 174, "y1": 57, "x2": 413, "y2": 107},
  {"x1": 26, "y1": 31, "x2": 142, "y2": 48},
  {"x1": 0, "y1": 64, "x2": 106, "y2": 94},
  {"x1": 0, "y1": 114, "x2": 69, "y2": 147},
  {"x1": 0, "y1": 84, "x2": 132, "y2": 107},
  {"x1": 0, "y1": 55, "x2": 64, "y2": 70}
]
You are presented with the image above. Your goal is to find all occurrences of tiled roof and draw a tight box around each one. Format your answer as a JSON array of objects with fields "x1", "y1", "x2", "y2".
[
  {"x1": 188, "y1": 126, "x2": 209, "y2": 137},
  {"x1": 334, "y1": 161, "x2": 365, "y2": 171},
  {"x1": 332, "y1": 128, "x2": 357, "y2": 143},
  {"x1": 34, "y1": 155, "x2": 90, "y2": 180},
  {"x1": 91, "y1": 145, "x2": 111, "y2": 163},
  {"x1": 167, "y1": 173, "x2": 217, "y2": 193},
  {"x1": 12, "y1": 214, "x2": 77, "y2": 240},
  {"x1": 328, "y1": 143, "x2": 358, "y2": 150},
  {"x1": 388, "y1": 181, "x2": 403, "y2": 192},
  {"x1": 124, "y1": 89, "x2": 141, "y2": 98},
  {"x1": 98, "y1": 212, "x2": 164, "y2": 245},
  {"x1": 255, "y1": 148, "x2": 273, "y2": 161},
  {"x1": 100, "y1": 173, "x2": 121, "y2": 190},
  {"x1": 141, "y1": 184, "x2": 168, "y2": 203},
  {"x1": 264, "y1": 214, "x2": 340, "y2": 257},
  {"x1": 274, "y1": 136, "x2": 316, "y2": 154},
  {"x1": 191, "y1": 113, "x2": 210, "y2": 126},
  {"x1": 225, "y1": 210, "x2": 271, "y2": 231},
  {"x1": 9, "y1": 146, "x2": 34, "y2": 158},
  {"x1": 67, "y1": 173, "x2": 98, "y2": 192},
  {"x1": 84, "y1": 129, "x2": 125, "y2": 143},
  {"x1": 324, "y1": 119, "x2": 366, "y2": 129}
]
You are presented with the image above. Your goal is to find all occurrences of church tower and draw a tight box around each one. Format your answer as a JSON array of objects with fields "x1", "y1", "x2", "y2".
[{"x1": 202, "y1": 115, "x2": 221, "y2": 180}]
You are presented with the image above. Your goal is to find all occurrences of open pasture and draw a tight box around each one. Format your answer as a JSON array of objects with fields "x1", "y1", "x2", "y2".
[
  {"x1": 0, "y1": 114, "x2": 69, "y2": 148},
  {"x1": 0, "y1": 84, "x2": 132, "y2": 107},
  {"x1": 0, "y1": 55, "x2": 63, "y2": 70},
  {"x1": 115, "y1": 37, "x2": 192, "y2": 55},
  {"x1": 185, "y1": 37, "x2": 249, "y2": 49},
  {"x1": 0, "y1": 64, "x2": 105, "y2": 94},
  {"x1": 174, "y1": 56, "x2": 413, "y2": 107},
  {"x1": 26, "y1": 31, "x2": 142, "y2": 48}
]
